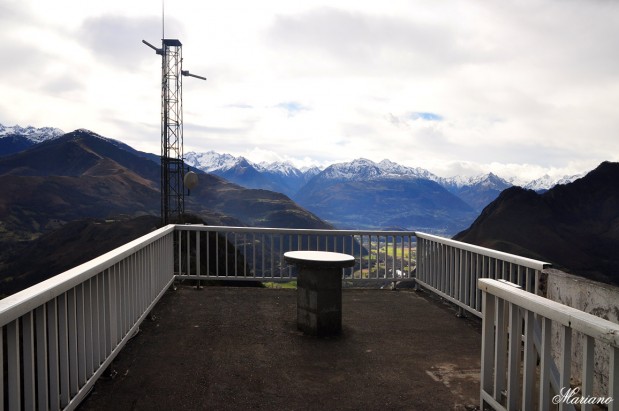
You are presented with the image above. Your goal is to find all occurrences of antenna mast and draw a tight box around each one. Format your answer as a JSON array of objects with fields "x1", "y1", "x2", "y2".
[{"x1": 143, "y1": 10, "x2": 206, "y2": 225}]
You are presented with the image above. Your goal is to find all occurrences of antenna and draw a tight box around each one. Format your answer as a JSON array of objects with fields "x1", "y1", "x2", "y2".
[{"x1": 143, "y1": 14, "x2": 206, "y2": 225}]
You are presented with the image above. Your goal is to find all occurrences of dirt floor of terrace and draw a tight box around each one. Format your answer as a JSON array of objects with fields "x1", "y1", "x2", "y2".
[{"x1": 78, "y1": 285, "x2": 483, "y2": 411}]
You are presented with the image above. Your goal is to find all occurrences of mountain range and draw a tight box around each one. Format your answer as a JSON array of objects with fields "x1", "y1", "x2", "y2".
[
  {"x1": 1, "y1": 124, "x2": 618, "y2": 288},
  {"x1": 185, "y1": 150, "x2": 582, "y2": 233},
  {"x1": 185, "y1": 149, "x2": 583, "y2": 199},
  {"x1": 1, "y1": 124, "x2": 585, "y2": 234}
]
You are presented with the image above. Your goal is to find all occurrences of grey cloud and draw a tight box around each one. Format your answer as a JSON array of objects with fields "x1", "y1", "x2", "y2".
[
  {"x1": 0, "y1": 42, "x2": 48, "y2": 76},
  {"x1": 0, "y1": 41, "x2": 87, "y2": 96},
  {"x1": 78, "y1": 15, "x2": 184, "y2": 70},
  {"x1": 266, "y1": 7, "x2": 476, "y2": 73},
  {"x1": 0, "y1": 4, "x2": 49, "y2": 78},
  {"x1": 469, "y1": 2, "x2": 619, "y2": 84},
  {"x1": 42, "y1": 74, "x2": 83, "y2": 95},
  {"x1": 184, "y1": 122, "x2": 250, "y2": 135},
  {"x1": 0, "y1": 1, "x2": 30, "y2": 27}
]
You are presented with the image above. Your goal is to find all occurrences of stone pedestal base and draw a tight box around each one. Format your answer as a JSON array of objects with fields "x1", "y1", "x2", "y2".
[
  {"x1": 297, "y1": 267, "x2": 342, "y2": 336},
  {"x1": 284, "y1": 251, "x2": 355, "y2": 337}
]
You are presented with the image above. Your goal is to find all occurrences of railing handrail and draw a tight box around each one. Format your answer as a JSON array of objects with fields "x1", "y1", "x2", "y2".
[
  {"x1": 416, "y1": 232, "x2": 551, "y2": 271},
  {"x1": 174, "y1": 224, "x2": 416, "y2": 237},
  {"x1": 0, "y1": 224, "x2": 176, "y2": 328},
  {"x1": 479, "y1": 278, "x2": 619, "y2": 347}
]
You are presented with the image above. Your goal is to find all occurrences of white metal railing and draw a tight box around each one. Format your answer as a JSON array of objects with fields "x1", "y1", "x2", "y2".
[
  {"x1": 0, "y1": 225, "x2": 175, "y2": 411},
  {"x1": 479, "y1": 278, "x2": 619, "y2": 411},
  {"x1": 0, "y1": 224, "x2": 577, "y2": 410},
  {"x1": 415, "y1": 232, "x2": 551, "y2": 317},
  {"x1": 173, "y1": 225, "x2": 416, "y2": 283}
]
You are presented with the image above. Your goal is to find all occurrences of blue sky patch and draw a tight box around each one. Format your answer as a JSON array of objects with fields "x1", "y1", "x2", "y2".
[
  {"x1": 276, "y1": 101, "x2": 309, "y2": 115},
  {"x1": 409, "y1": 112, "x2": 443, "y2": 121}
]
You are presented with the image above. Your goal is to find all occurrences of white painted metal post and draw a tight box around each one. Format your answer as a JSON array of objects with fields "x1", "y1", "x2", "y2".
[
  {"x1": 58, "y1": 293, "x2": 70, "y2": 407},
  {"x1": 36, "y1": 305, "x2": 49, "y2": 411},
  {"x1": 582, "y1": 336, "x2": 595, "y2": 411},
  {"x1": 522, "y1": 310, "x2": 535, "y2": 410},
  {"x1": 48, "y1": 299, "x2": 60, "y2": 411},
  {"x1": 68, "y1": 289, "x2": 79, "y2": 397},
  {"x1": 7, "y1": 320, "x2": 20, "y2": 411},
  {"x1": 507, "y1": 302, "x2": 520, "y2": 410},
  {"x1": 539, "y1": 317, "x2": 552, "y2": 411},
  {"x1": 481, "y1": 291, "x2": 496, "y2": 408},
  {"x1": 559, "y1": 326, "x2": 572, "y2": 411},
  {"x1": 23, "y1": 312, "x2": 35, "y2": 411},
  {"x1": 76, "y1": 283, "x2": 87, "y2": 388},
  {"x1": 494, "y1": 298, "x2": 506, "y2": 401},
  {"x1": 610, "y1": 346, "x2": 618, "y2": 411}
]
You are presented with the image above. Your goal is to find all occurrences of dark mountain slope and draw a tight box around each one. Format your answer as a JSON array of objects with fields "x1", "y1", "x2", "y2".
[
  {"x1": 0, "y1": 129, "x2": 332, "y2": 243},
  {"x1": 295, "y1": 177, "x2": 476, "y2": 232},
  {"x1": 0, "y1": 129, "x2": 160, "y2": 182},
  {"x1": 0, "y1": 135, "x2": 37, "y2": 157},
  {"x1": 187, "y1": 176, "x2": 330, "y2": 229},
  {"x1": 0, "y1": 129, "x2": 333, "y2": 295},
  {"x1": 455, "y1": 161, "x2": 619, "y2": 285},
  {"x1": 0, "y1": 213, "x2": 252, "y2": 296},
  {"x1": 0, "y1": 216, "x2": 160, "y2": 296},
  {"x1": 0, "y1": 131, "x2": 161, "y2": 240}
]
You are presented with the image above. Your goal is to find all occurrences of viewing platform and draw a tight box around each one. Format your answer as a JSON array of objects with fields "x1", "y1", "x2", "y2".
[
  {"x1": 1, "y1": 224, "x2": 617, "y2": 411},
  {"x1": 79, "y1": 286, "x2": 482, "y2": 410}
]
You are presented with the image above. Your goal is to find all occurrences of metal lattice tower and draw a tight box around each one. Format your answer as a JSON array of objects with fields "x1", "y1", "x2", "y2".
[{"x1": 143, "y1": 38, "x2": 205, "y2": 225}]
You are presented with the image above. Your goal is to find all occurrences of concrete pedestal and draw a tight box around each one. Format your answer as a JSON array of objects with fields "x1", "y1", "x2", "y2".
[{"x1": 284, "y1": 251, "x2": 355, "y2": 337}]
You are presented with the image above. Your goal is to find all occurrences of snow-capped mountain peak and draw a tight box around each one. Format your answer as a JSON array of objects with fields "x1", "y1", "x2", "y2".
[
  {"x1": 439, "y1": 173, "x2": 512, "y2": 191},
  {"x1": 0, "y1": 124, "x2": 64, "y2": 143},
  {"x1": 320, "y1": 158, "x2": 437, "y2": 181},
  {"x1": 256, "y1": 160, "x2": 302, "y2": 177},
  {"x1": 184, "y1": 150, "x2": 239, "y2": 172},
  {"x1": 523, "y1": 173, "x2": 585, "y2": 191}
]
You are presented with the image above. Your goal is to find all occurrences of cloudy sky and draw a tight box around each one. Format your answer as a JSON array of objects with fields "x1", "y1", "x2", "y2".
[{"x1": 1, "y1": 0, "x2": 618, "y2": 182}]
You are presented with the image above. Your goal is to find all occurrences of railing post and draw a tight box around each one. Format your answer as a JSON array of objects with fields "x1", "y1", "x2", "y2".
[
  {"x1": 610, "y1": 346, "x2": 619, "y2": 411},
  {"x1": 7, "y1": 320, "x2": 20, "y2": 411},
  {"x1": 582, "y1": 336, "x2": 595, "y2": 411},
  {"x1": 559, "y1": 326, "x2": 572, "y2": 411},
  {"x1": 494, "y1": 297, "x2": 506, "y2": 401},
  {"x1": 23, "y1": 312, "x2": 36, "y2": 410},
  {"x1": 522, "y1": 310, "x2": 535, "y2": 410},
  {"x1": 480, "y1": 289, "x2": 496, "y2": 408},
  {"x1": 507, "y1": 302, "x2": 520, "y2": 410},
  {"x1": 196, "y1": 230, "x2": 201, "y2": 288},
  {"x1": 48, "y1": 299, "x2": 60, "y2": 411},
  {"x1": 539, "y1": 317, "x2": 552, "y2": 411},
  {"x1": 36, "y1": 305, "x2": 49, "y2": 411}
]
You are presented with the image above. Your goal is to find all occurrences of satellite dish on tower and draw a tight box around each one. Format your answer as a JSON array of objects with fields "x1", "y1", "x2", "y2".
[{"x1": 184, "y1": 171, "x2": 199, "y2": 194}]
